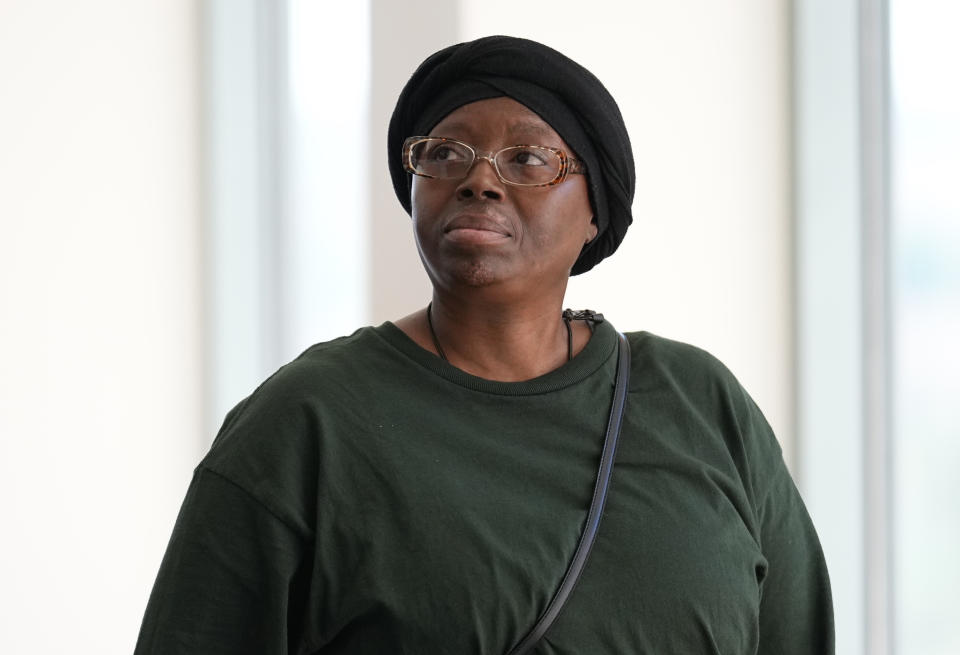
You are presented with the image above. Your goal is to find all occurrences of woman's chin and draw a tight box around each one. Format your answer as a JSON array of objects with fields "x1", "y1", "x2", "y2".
[{"x1": 423, "y1": 254, "x2": 512, "y2": 290}]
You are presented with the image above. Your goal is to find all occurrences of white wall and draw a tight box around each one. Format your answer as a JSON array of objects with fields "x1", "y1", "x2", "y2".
[{"x1": 0, "y1": 1, "x2": 202, "y2": 652}]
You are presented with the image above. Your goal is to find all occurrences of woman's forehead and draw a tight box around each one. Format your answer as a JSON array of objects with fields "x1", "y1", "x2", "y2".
[{"x1": 428, "y1": 97, "x2": 564, "y2": 145}]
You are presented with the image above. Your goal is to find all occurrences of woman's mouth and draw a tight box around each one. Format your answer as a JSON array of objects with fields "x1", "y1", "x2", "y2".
[{"x1": 444, "y1": 214, "x2": 512, "y2": 245}]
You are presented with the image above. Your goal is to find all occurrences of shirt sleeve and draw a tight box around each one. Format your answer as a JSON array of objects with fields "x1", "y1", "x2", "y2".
[
  {"x1": 755, "y1": 438, "x2": 835, "y2": 654},
  {"x1": 134, "y1": 466, "x2": 308, "y2": 655}
]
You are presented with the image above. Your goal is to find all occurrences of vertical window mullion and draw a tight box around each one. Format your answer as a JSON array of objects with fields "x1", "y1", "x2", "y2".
[{"x1": 859, "y1": 0, "x2": 894, "y2": 653}]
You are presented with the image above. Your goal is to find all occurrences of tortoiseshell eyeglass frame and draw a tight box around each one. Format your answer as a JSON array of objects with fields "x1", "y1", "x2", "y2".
[{"x1": 402, "y1": 136, "x2": 587, "y2": 188}]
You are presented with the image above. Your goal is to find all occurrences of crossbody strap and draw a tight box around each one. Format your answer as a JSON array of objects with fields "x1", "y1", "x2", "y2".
[{"x1": 507, "y1": 332, "x2": 631, "y2": 655}]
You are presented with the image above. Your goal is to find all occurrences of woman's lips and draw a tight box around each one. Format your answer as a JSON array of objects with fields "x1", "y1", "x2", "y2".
[
  {"x1": 443, "y1": 214, "x2": 512, "y2": 245},
  {"x1": 445, "y1": 226, "x2": 510, "y2": 244}
]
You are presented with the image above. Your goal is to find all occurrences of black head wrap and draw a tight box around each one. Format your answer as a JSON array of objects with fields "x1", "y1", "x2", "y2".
[{"x1": 388, "y1": 35, "x2": 635, "y2": 275}]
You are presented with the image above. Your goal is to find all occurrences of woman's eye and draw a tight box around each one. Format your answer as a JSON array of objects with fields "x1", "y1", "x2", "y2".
[
  {"x1": 513, "y1": 149, "x2": 547, "y2": 166},
  {"x1": 427, "y1": 144, "x2": 467, "y2": 161}
]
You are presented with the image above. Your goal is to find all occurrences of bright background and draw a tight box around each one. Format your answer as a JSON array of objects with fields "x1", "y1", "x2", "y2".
[{"x1": 0, "y1": 1, "x2": 956, "y2": 653}]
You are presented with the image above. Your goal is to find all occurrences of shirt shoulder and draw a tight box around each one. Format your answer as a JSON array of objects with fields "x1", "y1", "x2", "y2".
[
  {"x1": 624, "y1": 330, "x2": 745, "y2": 400},
  {"x1": 197, "y1": 325, "x2": 396, "y2": 535},
  {"x1": 623, "y1": 330, "x2": 785, "y2": 507}
]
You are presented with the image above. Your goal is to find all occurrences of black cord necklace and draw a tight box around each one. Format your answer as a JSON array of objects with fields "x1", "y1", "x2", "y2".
[
  {"x1": 426, "y1": 304, "x2": 603, "y2": 363},
  {"x1": 426, "y1": 302, "x2": 449, "y2": 361}
]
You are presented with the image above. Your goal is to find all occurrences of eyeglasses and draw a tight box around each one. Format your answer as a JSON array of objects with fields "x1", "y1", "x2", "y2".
[{"x1": 402, "y1": 136, "x2": 586, "y2": 187}]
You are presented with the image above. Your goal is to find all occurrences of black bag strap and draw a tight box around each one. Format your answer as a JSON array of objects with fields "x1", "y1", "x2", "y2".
[{"x1": 507, "y1": 332, "x2": 631, "y2": 655}]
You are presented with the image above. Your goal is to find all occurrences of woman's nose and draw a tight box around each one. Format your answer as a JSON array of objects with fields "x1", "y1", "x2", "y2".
[{"x1": 455, "y1": 155, "x2": 504, "y2": 201}]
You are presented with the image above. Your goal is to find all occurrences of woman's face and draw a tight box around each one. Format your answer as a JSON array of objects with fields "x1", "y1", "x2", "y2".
[{"x1": 410, "y1": 97, "x2": 596, "y2": 297}]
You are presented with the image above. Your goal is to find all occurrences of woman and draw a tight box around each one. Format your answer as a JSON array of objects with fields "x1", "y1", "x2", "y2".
[{"x1": 136, "y1": 36, "x2": 833, "y2": 654}]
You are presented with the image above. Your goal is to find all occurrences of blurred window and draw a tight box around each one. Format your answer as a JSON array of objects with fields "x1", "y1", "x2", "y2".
[{"x1": 889, "y1": 2, "x2": 960, "y2": 654}]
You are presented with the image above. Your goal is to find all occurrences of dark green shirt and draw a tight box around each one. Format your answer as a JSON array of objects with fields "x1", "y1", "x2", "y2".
[{"x1": 136, "y1": 320, "x2": 833, "y2": 654}]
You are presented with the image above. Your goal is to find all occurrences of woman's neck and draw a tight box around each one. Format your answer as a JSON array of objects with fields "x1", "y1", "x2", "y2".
[{"x1": 394, "y1": 293, "x2": 592, "y2": 382}]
